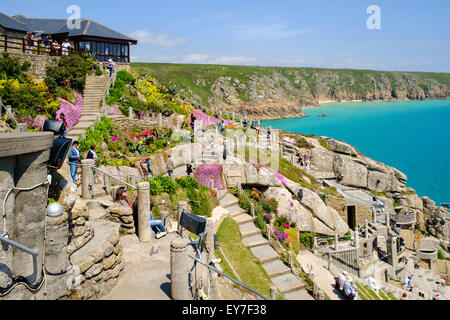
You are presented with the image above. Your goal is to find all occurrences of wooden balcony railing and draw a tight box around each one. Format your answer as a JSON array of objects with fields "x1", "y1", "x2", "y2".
[{"x1": 0, "y1": 34, "x2": 75, "y2": 56}]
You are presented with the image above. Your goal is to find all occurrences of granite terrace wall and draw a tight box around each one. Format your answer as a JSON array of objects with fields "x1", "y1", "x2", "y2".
[
  {"x1": 0, "y1": 132, "x2": 72, "y2": 300},
  {"x1": 6, "y1": 52, "x2": 58, "y2": 81}
]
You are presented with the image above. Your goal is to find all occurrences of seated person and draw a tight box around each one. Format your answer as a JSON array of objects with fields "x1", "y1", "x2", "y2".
[
  {"x1": 115, "y1": 187, "x2": 132, "y2": 208},
  {"x1": 343, "y1": 280, "x2": 357, "y2": 300},
  {"x1": 132, "y1": 198, "x2": 167, "y2": 239}
]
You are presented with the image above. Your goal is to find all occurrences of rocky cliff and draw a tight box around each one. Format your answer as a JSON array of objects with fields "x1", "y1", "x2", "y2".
[{"x1": 132, "y1": 63, "x2": 450, "y2": 120}]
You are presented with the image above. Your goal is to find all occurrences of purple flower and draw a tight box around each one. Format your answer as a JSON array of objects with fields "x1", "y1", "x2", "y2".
[{"x1": 194, "y1": 163, "x2": 224, "y2": 189}]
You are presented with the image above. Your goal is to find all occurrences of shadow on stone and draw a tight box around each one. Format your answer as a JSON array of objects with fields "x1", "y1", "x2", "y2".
[{"x1": 160, "y1": 282, "x2": 171, "y2": 299}]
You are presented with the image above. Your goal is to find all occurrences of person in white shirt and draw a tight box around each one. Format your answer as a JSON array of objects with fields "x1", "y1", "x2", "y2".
[
  {"x1": 68, "y1": 141, "x2": 81, "y2": 184},
  {"x1": 107, "y1": 57, "x2": 116, "y2": 77},
  {"x1": 61, "y1": 39, "x2": 72, "y2": 56}
]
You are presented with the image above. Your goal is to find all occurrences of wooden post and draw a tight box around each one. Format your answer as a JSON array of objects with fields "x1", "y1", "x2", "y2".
[
  {"x1": 288, "y1": 252, "x2": 293, "y2": 268},
  {"x1": 37, "y1": 40, "x2": 40, "y2": 55},
  {"x1": 22, "y1": 37, "x2": 25, "y2": 53},
  {"x1": 270, "y1": 286, "x2": 277, "y2": 300},
  {"x1": 4, "y1": 34, "x2": 7, "y2": 52},
  {"x1": 105, "y1": 175, "x2": 111, "y2": 194},
  {"x1": 250, "y1": 203, "x2": 255, "y2": 218},
  {"x1": 129, "y1": 107, "x2": 133, "y2": 119}
]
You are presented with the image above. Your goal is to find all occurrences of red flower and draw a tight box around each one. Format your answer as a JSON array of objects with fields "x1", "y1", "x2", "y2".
[{"x1": 129, "y1": 134, "x2": 135, "y2": 139}]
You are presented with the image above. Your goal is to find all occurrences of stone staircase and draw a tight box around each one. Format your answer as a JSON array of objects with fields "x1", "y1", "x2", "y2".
[
  {"x1": 67, "y1": 75, "x2": 124, "y2": 141},
  {"x1": 218, "y1": 191, "x2": 311, "y2": 300}
]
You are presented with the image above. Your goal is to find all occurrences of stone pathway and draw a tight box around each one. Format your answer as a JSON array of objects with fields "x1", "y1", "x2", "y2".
[
  {"x1": 219, "y1": 191, "x2": 311, "y2": 300},
  {"x1": 101, "y1": 233, "x2": 181, "y2": 300},
  {"x1": 296, "y1": 250, "x2": 343, "y2": 300}
]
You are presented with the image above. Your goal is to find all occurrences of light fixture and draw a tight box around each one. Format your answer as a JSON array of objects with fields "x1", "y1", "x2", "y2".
[{"x1": 47, "y1": 202, "x2": 64, "y2": 218}]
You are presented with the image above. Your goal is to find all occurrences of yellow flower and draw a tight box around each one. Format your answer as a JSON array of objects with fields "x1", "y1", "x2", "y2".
[
  {"x1": 139, "y1": 141, "x2": 143, "y2": 145},
  {"x1": 117, "y1": 160, "x2": 124, "y2": 166}
]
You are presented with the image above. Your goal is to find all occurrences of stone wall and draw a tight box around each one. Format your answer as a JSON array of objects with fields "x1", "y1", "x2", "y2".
[
  {"x1": 0, "y1": 50, "x2": 58, "y2": 81},
  {"x1": 0, "y1": 132, "x2": 62, "y2": 300}
]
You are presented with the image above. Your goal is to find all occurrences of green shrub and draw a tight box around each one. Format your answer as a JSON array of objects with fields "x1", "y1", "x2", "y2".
[
  {"x1": 46, "y1": 54, "x2": 97, "y2": 93},
  {"x1": 176, "y1": 176, "x2": 199, "y2": 189},
  {"x1": 147, "y1": 177, "x2": 176, "y2": 196},
  {"x1": 0, "y1": 52, "x2": 31, "y2": 81},
  {"x1": 285, "y1": 228, "x2": 300, "y2": 254},
  {"x1": 187, "y1": 188, "x2": 212, "y2": 217},
  {"x1": 299, "y1": 232, "x2": 316, "y2": 248},
  {"x1": 253, "y1": 216, "x2": 267, "y2": 236},
  {"x1": 95, "y1": 69, "x2": 103, "y2": 76},
  {"x1": 79, "y1": 117, "x2": 117, "y2": 152}
]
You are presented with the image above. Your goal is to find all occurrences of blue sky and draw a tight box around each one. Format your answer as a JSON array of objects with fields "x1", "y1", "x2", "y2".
[{"x1": 3, "y1": 0, "x2": 450, "y2": 72}]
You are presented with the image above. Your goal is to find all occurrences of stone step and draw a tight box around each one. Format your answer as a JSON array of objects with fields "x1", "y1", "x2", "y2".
[
  {"x1": 226, "y1": 204, "x2": 244, "y2": 217},
  {"x1": 219, "y1": 195, "x2": 239, "y2": 208},
  {"x1": 233, "y1": 213, "x2": 253, "y2": 225},
  {"x1": 242, "y1": 234, "x2": 269, "y2": 248},
  {"x1": 271, "y1": 273, "x2": 306, "y2": 294},
  {"x1": 239, "y1": 222, "x2": 262, "y2": 238},
  {"x1": 262, "y1": 260, "x2": 291, "y2": 278},
  {"x1": 89, "y1": 208, "x2": 108, "y2": 221},
  {"x1": 250, "y1": 244, "x2": 278, "y2": 264},
  {"x1": 284, "y1": 289, "x2": 313, "y2": 300}
]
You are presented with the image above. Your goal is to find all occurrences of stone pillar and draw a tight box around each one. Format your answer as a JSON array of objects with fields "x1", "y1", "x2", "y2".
[
  {"x1": 137, "y1": 182, "x2": 152, "y2": 242},
  {"x1": 170, "y1": 238, "x2": 192, "y2": 300},
  {"x1": 129, "y1": 107, "x2": 133, "y2": 119},
  {"x1": 105, "y1": 175, "x2": 111, "y2": 194},
  {"x1": 159, "y1": 113, "x2": 163, "y2": 127},
  {"x1": 355, "y1": 227, "x2": 360, "y2": 251},
  {"x1": 288, "y1": 252, "x2": 293, "y2": 268},
  {"x1": 266, "y1": 224, "x2": 271, "y2": 239},
  {"x1": 205, "y1": 218, "x2": 215, "y2": 263},
  {"x1": 334, "y1": 234, "x2": 339, "y2": 251},
  {"x1": 15, "y1": 123, "x2": 28, "y2": 133},
  {"x1": 81, "y1": 159, "x2": 95, "y2": 200},
  {"x1": 177, "y1": 201, "x2": 189, "y2": 235},
  {"x1": 250, "y1": 203, "x2": 255, "y2": 218},
  {"x1": 13, "y1": 149, "x2": 50, "y2": 287},
  {"x1": 386, "y1": 210, "x2": 390, "y2": 227},
  {"x1": 391, "y1": 236, "x2": 398, "y2": 270},
  {"x1": 270, "y1": 286, "x2": 277, "y2": 300},
  {"x1": 365, "y1": 220, "x2": 369, "y2": 239}
]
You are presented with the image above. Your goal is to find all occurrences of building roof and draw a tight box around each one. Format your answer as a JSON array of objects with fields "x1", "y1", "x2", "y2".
[
  {"x1": 0, "y1": 12, "x2": 28, "y2": 32},
  {"x1": 10, "y1": 14, "x2": 137, "y2": 44}
]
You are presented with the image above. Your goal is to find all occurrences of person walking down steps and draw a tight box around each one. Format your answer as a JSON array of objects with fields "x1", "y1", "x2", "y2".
[
  {"x1": 68, "y1": 141, "x2": 81, "y2": 184},
  {"x1": 167, "y1": 154, "x2": 174, "y2": 178},
  {"x1": 108, "y1": 57, "x2": 116, "y2": 77}
]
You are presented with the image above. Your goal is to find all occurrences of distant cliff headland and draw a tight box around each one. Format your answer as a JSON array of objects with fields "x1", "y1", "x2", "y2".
[{"x1": 132, "y1": 63, "x2": 450, "y2": 120}]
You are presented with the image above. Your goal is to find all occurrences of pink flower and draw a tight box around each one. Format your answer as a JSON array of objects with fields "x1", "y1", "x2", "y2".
[
  {"x1": 284, "y1": 224, "x2": 291, "y2": 229},
  {"x1": 275, "y1": 172, "x2": 288, "y2": 187},
  {"x1": 57, "y1": 93, "x2": 83, "y2": 131},
  {"x1": 194, "y1": 164, "x2": 224, "y2": 189},
  {"x1": 111, "y1": 136, "x2": 120, "y2": 142}
]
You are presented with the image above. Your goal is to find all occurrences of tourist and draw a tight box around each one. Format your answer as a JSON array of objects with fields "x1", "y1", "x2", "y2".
[
  {"x1": 68, "y1": 141, "x2": 81, "y2": 184},
  {"x1": 243, "y1": 120, "x2": 248, "y2": 129},
  {"x1": 190, "y1": 113, "x2": 196, "y2": 130},
  {"x1": 149, "y1": 200, "x2": 167, "y2": 239},
  {"x1": 56, "y1": 112, "x2": 68, "y2": 138},
  {"x1": 186, "y1": 162, "x2": 193, "y2": 176},
  {"x1": 108, "y1": 57, "x2": 116, "y2": 77},
  {"x1": 61, "y1": 39, "x2": 72, "y2": 56},
  {"x1": 343, "y1": 280, "x2": 357, "y2": 300},
  {"x1": 297, "y1": 155, "x2": 304, "y2": 167},
  {"x1": 304, "y1": 155, "x2": 310, "y2": 168},
  {"x1": 140, "y1": 157, "x2": 153, "y2": 178},
  {"x1": 167, "y1": 154, "x2": 174, "y2": 178},
  {"x1": 338, "y1": 272, "x2": 347, "y2": 290},
  {"x1": 220, "y1": 120, "x2": 226, "y2": 134},
  {"x1": 52, "y1": 40, "x2": 60, "y2": 56},
  {"x1": 400, "y1": 293, "x2": 407, "y2": 300},
  {"x1": 87, "y1": 145, "x2": 98, "y2": 182},
  {"x1": 115, "y1": 187, "x2": 132, "y2": 208},
  {"x1": 42, "y1": 34, "x2": 51, "y2": 55},
  {"x1": 24, "y1": 32, "x2": 33, "y2": 53}
]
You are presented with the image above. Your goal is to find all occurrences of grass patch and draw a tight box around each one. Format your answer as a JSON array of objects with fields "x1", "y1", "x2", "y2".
[
  {"x1": 364, "y1": 285, "x2": 381, "y2": 300},
  {"x1": 214, "y1": 248, "x2": 238, "y2": 281},
  {"x1": 217, "y1": 218, "x2": 273, "y2": 297},
  {"x1": 378, "y1": 290, "x2": 390, "y2": 301},
  {"x1": 387, "y1": 292, "x2": 397, "y2": 300},
  {"x1": 318, "y1": 138, "x2": 332, "y2": 151}
]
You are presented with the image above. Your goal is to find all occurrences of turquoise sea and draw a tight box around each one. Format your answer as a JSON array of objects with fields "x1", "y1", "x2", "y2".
[{"x1": 262, "y1": 100, "x2": 450, "y2": 205}]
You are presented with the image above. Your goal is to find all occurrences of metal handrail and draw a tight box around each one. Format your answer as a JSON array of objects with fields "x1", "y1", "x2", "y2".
[
  {"x1": 101, "y1": 65, "x2": 118, "y2": 115},
  {"x1": 0, "y1": 98, "x2": 18, "y2": 125},
  {"x1": 69, "y1": 161, "x2": 137, "y2": 190},
  {"x1": 188, "y1": 254, "x2": 267, "y2": 300}
]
